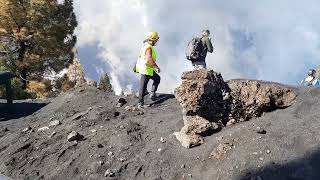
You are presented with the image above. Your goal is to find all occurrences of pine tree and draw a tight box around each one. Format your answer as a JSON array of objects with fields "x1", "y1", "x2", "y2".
[
  {"x1": 98, "y1": 73, "x2": 112, "y2": 92},
  {"x1": 0, "y1": 0, "x2": 77, "y2": 89}
]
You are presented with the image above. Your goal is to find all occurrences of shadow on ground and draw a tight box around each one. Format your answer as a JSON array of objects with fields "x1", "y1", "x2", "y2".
[
  {"x1": 0, "y1": 102, "x2": 47, "y2": 121},
  {"x1": 237, "y1": 149, "x2": 320, "y2": 180},
  {"x1": 149, "y1": 94, "x2": 175, "y2": 107}
]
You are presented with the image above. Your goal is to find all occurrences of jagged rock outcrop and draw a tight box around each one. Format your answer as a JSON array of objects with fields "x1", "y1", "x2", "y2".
[
  {"x1": 174, "y1": 69, "x2": 231, "y2": 148},
  {"x1": 175, "y1": 69, "x2": 231, "y2": 123},
  {"x1": 174, "y1": 115, "x2": 220, "y2": 148},
  {"x1": 182, "y1": 116, "x2": 220, "y2": 136},
  {"x1": 227, "y1": 80, "x2": 297, "y2": 121},
  {"x1": 174, "y1": 69, "x2": 297, "y2": 148}
]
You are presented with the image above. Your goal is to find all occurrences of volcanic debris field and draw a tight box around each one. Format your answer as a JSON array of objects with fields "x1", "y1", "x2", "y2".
[{"x1": 1, "y1": 79, "x2": 320, "y2": 180}]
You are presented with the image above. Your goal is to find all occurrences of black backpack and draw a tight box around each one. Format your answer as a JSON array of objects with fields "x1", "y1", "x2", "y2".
[{"x1": 186, "y1": 37, "x2": 204, "y2": 61}]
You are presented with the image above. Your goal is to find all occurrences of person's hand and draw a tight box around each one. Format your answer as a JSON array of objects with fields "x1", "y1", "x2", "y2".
[{"x1": 154, "y1": 66, "x2": 161, "y2": 73}]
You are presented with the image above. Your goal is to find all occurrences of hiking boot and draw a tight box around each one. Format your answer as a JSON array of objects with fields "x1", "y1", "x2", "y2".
[{"x1": 149, "y1": 92, "x2": 158, "y2": 101}]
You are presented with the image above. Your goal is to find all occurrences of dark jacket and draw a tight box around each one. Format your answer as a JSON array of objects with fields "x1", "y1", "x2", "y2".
[{"x1": 200, "y1": 36, "x2": 213, "y2": 59}]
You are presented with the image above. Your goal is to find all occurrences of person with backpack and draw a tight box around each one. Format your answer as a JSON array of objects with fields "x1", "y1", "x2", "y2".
[
  {"x1": 186, "y1": 29, "x2": 214, "y2": 69},
  {"x1": 134, "y1": 32, "x2": 161, "y2": 108},
  {"x1": 301, "y1": 69, "x2": 320, "y2": 87}
]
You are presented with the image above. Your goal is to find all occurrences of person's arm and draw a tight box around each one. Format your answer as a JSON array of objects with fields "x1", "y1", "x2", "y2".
[
  {"x1": 146, "y1": 48, "x2": 159, "y2": 68},
  {"x1": 205, "y1": 37, "x2": 214, "y2": 53}
]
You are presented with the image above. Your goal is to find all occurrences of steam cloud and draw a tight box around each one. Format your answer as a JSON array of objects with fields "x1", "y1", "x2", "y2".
[{"x1": 74, "y1": 0, "x2": 320, "y2": 94}]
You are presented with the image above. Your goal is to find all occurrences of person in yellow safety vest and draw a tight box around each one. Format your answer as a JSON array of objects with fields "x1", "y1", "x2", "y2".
[{"x1": 134, "y1": 32, "x2": 161, "y2": 108}]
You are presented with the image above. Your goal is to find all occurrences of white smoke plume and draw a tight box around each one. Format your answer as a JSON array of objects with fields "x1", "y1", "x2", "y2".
[{"x1": 74, "y1": 0, "x2": 320, "y2": 94}]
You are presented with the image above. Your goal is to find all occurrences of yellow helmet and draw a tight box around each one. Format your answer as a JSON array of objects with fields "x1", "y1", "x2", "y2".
[{"x1": 147, "y1": 31, "x2": 159, "y2": 41}]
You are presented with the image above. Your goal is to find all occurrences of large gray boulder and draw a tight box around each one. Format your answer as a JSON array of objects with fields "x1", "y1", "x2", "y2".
[
  {"x1": 175, "y1": 69, "x2": 231, "y2": 123},
  {"x1": 174, "y1": 69, "x2": 297, "y2": 148}
]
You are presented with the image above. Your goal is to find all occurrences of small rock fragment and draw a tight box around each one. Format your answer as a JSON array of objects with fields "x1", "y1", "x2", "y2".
[
  {"x1": 119, "y1": 125, "x2": 125, "y2": 129},
  {"x1": 266, "y1": 150, "x2": 271, "y2": 154},
  {"x1": 160, "y1": 137, "x2": 166, "y2": 143},
  {"x1": 125, "y1": 105, "x2": 139, "y2": 112},
  {"x1": 49, "y1": 132, "x2": 56, "y2": 138},
  {"x1": 118, "y1": 157, "x2": 126, "y2": 162},
  {"x1": 259, "y1": 157, "x2": 264, "y2": 161},
  {"x1": 137, "y1": 111, "x2": 144, "y2": 115},
  {"x1": 98, "y1": 161, "x2": 104, "y2": 166},
  {"x1": 67, "y1": 131, "x2": 83, "y2": 142},
  {"x1": 108, "y1": 152, "x2": 114, "y2": 156},
  {"x1": 23, "y1": 127, "x2": 32, "y2": 132},
  {"x1": 158, "y1": 148, "x2": 162, "y2": 152},
  {"x1": 253, "y1": 152, "x2": 258, "y2": 155},
  {"x1": 227, "y1": 119, "x2": 236, "y2": 126},
  {"x1": 125, "y1": 105, "x2": 133, "y2": 111},
  {"x1": 181, "y1": 164, "x2": 185, "y2": 168},
  {"x1": 222, "y1": 92, "x2": 230, "y2": 101},
  {"x1": 90, "y1": 129, "x2": 97, "y2": 133},
  {"x1": 49, "y1": 120, "x2": 61, "y2": 127},
  {"x1": 174, "y1": 131, "x2": 204, "y2": 148},
  {"x1": 97, "y1": 144, "x2": 104, "y2": 148},
  {"x1": 256, "y1": 127, "x2": 267, "y2": 134},
  {"x1": 116, "y1": 98, "x2": 127, "y2": 108},
  {"x1": 104, "y1": 169, "x2": 114, "y2": 177},
  {"x1": 114, "y1": 112, "x2": 120, "y2": 117},
  {"x1": 38, "y1": 127, "x2": 49, "y2": 132}
]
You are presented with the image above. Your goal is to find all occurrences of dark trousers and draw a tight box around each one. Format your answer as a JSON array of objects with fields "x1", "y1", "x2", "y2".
[{"x1": 138, "y1": 73, "x2": 161, "y2": 104}]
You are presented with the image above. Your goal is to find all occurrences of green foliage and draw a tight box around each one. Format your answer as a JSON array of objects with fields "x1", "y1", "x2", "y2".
[
  {"x1": 0, "y1": 78, "x2": 35, "y2": 100},
  {"x1": 0, "y1": 61, "x2": 8, "y2": 71},
  {"x1": 0, "y1": 0, "x2": 77, "y2": 79},
  {"x1": 55, "y1": 74, "x2": 75, "y2": 92},
  {"x1": 98, "y1": 73, "x2": 113, "y2": 92},
  {"x1": 11, "y1": 78, "x2": 36, "y2": 99}
]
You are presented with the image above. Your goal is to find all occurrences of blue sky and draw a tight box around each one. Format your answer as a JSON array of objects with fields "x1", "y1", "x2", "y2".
[{"x1": 73, "y1": 0, "x2": 320, "y2": 94}]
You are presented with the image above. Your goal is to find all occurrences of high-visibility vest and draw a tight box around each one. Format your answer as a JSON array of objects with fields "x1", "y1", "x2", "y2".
[{"x1": 136, "y1": 43, "x2": 157, "y2": 76}]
